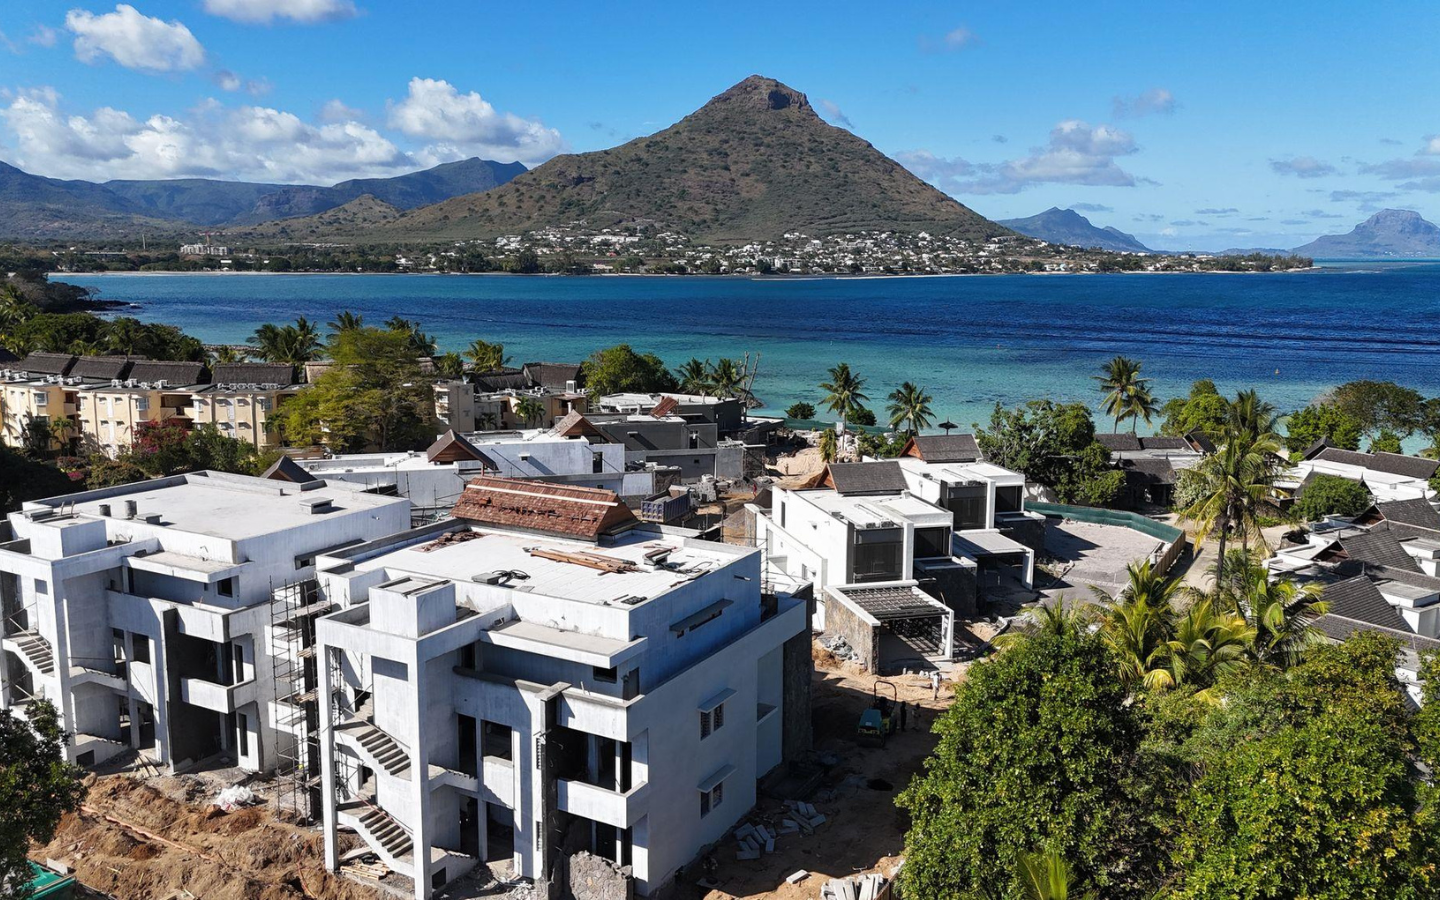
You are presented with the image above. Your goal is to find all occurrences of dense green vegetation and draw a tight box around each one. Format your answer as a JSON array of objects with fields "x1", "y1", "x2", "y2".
[
  {"x1": 0, "y1": 700, "x2": 88, "y2": 896},
  {"x1": 1294, "y1": 473, "x2": 1372, "y2": 521},
  {"x1": 901, "y1": 562, "x2": 1440, "y2": 900},
  {"x1": 975, "y1": 400, "x2": 1122, "y2": 506}
]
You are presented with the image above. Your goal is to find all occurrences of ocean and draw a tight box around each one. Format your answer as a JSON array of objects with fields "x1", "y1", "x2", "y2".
[{"x1": 55, "y1": 264, "x2": 1440, "y2": 433}]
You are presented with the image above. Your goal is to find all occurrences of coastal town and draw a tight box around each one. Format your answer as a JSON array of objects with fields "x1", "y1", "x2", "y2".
[{"x1": 5, "y1": 4, "x2": 1440, "y2": 900}]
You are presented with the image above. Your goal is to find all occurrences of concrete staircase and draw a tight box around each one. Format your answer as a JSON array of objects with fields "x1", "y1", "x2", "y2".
[
  {"x1": 338, "y1": 718, "x2": 411, "y2": 779},
  {"x1": 344, "y1": 801, "x2": 413, "y2": 863},
  {"x1": 8, "y1": 631, "x2": 55, "y2": 677}
]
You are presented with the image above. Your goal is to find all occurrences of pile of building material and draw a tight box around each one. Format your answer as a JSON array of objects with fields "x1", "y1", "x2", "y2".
[
  {"x1": 821, "y1": 873, "x2": 891, "y2": 900},
  {"x1": 782, "y1": 799, "x2": 827, "y2": 834},
  {"x1": 818, "y1": 634, "x2": 858, "y2": 663},
  {"x1": 733, "y1": 822, "x2": 777, "y2": 860}
]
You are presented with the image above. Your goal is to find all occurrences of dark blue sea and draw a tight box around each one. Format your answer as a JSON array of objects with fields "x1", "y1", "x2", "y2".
[{"x1": 57, "y1": 263, "x2": 1440, "y2": 432}]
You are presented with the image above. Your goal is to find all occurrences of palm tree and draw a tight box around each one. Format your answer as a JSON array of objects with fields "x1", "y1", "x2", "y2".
[
  {"x1": 48, "y1": 416, "x2": 76, "y2": 454},
  {"x1": 249, "y1": 318, "x2": 322, "y2": 365},
  {"x1": 477, "y1": 412, "x2": 498, "y2": 431},
  {"x1": 1180, "y1": 426, "x2": 1284, "y2": 584},
  {"x1": 1225, "y1": 552, "x2": 1328, "y2": 668},
  {"x1": 465, "y1": 339, "x2": 509, "y2": 372},
  {"x1": 819, "y1": 429, "x2": 838, "y2": 464},
  {"x1": 1161, "y1": 597, "x2": 1253, "y2": 690},
  {"x1": 435, "y1": 351, "x2": 465, "y2": 379},
  {"x1": 102, "y1": 318, "x2": 142, "y2": 356},
  {"x1": 386, "y1": 316, "x2": 436, "y2": 357},
  {"x1": 327, "y1": 310, "x2": 364, "y2": 335},
  {"x1": 675, "y1": 358, "x2": 712, "y2": 395},
  {"x1": 709, "y1": 358, "x2": 747, "y2": 399},
  {"x1": 1015, "y1": 850, "x2": 1094, "y2": 900},
  {"x1": 1124, "y1": 383, "x2": 1159, "y2": 434},
  {"x1": 886, "y1": 382, "x2": 935, "y2": 435},
  {"x1": 0, "y1": 283, "x2": 36, "y2": 334},
  {"x1": 1226, "y1": 389, "x2": 1279, "y2": 442},
  {"x1": 1092, "y1": 589, "x2": 1175, "y2": 692},
  {"x1": 819, "y1": 362, "x2": 869, "y2": 427},
  {"x1": 515, "y1": 396, "x2": 545, "y2": 427},
  {"x1": 209, "y1": 345, "x2": 246, "y2": 365},
  {"x1": 1095, "y1": 355, "x2": 1149, "y2": 433}
]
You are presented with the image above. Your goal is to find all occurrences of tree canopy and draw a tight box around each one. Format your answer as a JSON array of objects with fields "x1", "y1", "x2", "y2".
[
  {"x1": 1293, "y1": 473, "x2": 1372, "y2": 522},
  {"x1": 579, "y1": 344, "x2": 677, "y2": 397},
  {"x1": 1284, "y1": 403, "x2": 1363, "y2": 454},
  {"x1": 975, "y1": 400, "x2": 1122, "y2": 506},
  {"x1": 0, "y1": 700, "x2": 88, "y2": 896},
  {"x1": 1160, "y1": 380, "x2": 1229, "y2": 439}
]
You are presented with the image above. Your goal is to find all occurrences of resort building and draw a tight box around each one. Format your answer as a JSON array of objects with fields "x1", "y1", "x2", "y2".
[
  {"x1": 312, "y1": 476, "x2": 812, "y2": 897},
  {"x1": 0, "y1": 472, "x2": 410, "y2": 775},
  {"x1": 187, "y1": 363, "x2": 303, "y2": 450},
  {"x1": 1094, "y1": 432, "x2": 1207, "y2": 508},
  {"x1": 1278, "y1": 441, "x2": 1439, "y2": 505}
]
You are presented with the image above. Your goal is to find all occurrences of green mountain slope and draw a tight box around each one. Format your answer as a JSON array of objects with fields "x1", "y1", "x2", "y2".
[
  {"x1": 999, "y1": 207, "x2": 1152, "y2": 253},
  {"x1": 0, "y1": 161, "x2": 182, "y2": 240},
  {"x1": 376, "y1": 75, "x2": 1008, "y2": 244}
]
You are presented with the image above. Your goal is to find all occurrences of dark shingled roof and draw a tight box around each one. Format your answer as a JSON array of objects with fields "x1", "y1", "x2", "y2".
[
  {"x1": 1339, "y1": 530, "x2": 1421, "y2": 572},
  {"x1": 18, "y1": 352, "x2": 76, "y2": 376},
  {"x1": 1310, "y1": 613, "x2": 1440, "y2": 653},
  {"x1": 472, "y1": 367, "x2": 529, "y2": 392},
  {"x1": 261, "y1": 455, "x2": 317, "y2": 484},
  {"x1": 126, "y1": 360, "x2": 209, "y2": 385},
  {"x1": 522, "y1": 362, "x2": 582, "y2": 390},
  {"x1": 1313, "y1": 446, "x2": 1439, "y2": 480},
  {"x1": 451, "y1": 476, "x2": 636, "y2": 540},
  {"x1": 212, "y1": 362, "x2": 297, "y2": 386},
  {"x1": 1369, "y1": 499, "x2": 1440, "y2": 532},
  {"x1": 903, "y1": 434, "x2": 981, "y2": 463},
  {"x1": 70, "y1": 356, "x2": 135, "y2": 380},
  {"x1": 824, "y1": 461, "x2": 909, "y2": 496},
  {"x1": 1121, "y1": 458, "x2": 1177, "y2": 485},
  {"x1": 1320, "y1": 575, "x2": 1410, "y2": 631},
  {"x1": 1139, "y1": 436, "x2": 1191, "y2": 451},
  {"x1": 1185, "y1": 430, "x2": 1217, "y2": 454},
  {"x1": 1095, "y1": 433, "x2": 1142, "y2": 452}
]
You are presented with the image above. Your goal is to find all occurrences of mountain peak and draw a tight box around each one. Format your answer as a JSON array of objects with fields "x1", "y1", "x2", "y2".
[
  {"x1": 1293, "y1": 208, "x2": 1440, "y2": 258},
  {"x1": 708, "y1": 75, "x2": 812, "y2": 115},
  {"x1": 999, "y1": 207, "x2": 1150, "y2": 253}
]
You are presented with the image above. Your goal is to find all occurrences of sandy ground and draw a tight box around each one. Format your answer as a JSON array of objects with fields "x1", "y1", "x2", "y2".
[
  {"x1": 771, "y1": 446, "x2": 825, "y2": 480},
  {"x1": 32, "y1": 770, "x2": 386, "y2": 900},
  {"x1": 692, "y1": 647, "x2": 959, "y2": 900}
]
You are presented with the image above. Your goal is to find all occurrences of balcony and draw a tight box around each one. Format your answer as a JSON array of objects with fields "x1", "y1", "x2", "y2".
[
  {"x1": 178, "y1": 675, "x2": 257, "y2": 713},
  {"x1": 555, "y1": 777, "x2": 649, "y2": 829}
]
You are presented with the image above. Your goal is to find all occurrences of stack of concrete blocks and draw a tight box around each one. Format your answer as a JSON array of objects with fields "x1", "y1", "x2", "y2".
[
  {"x1": 733, "y1": 822, "x2": 776, "y2": 861},
  {"x1": 782, "y1": 799, "x2": 827, "y2": 834},
  {"x1": 821, "y1": 873, "x2": 891, "y2": 900}
]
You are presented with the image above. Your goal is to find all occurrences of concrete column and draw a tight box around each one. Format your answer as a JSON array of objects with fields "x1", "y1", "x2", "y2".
[
  {"x1": 318, "y1": 645, "x2": 339, "y2": 872},
  {"x1": 410, "y1": 651, "x2": 431, "y2": 900}
]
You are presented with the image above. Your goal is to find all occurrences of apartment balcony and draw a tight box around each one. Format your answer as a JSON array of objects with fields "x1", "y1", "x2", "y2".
[
  {"x1": 178, "y1": 675, "x2": 258, "y2": 713},
  {"x1": 555, "y1": 777, "x2": 649, "y2": 829}
]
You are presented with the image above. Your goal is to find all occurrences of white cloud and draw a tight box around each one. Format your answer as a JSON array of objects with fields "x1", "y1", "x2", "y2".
[
  {"x1": 1269, "y1": 156, "x2": 1336, "y2": 178},
  {"x1": 817, "y1": 99, "x2": 852, "y2": 129},
  {"x1": 904, "y1": 120, "x2": 1141, "y2": 195},
  {"x1": 66, "y1": 4, "x2": 205, "y2": 73},
  {"x1": 318, "y1": 99, "x2": 365, "y2": 124},
  {"x1": 387, "y1": 77, "x2": 565, "y2": 165},
  {"x1": 29, "y1": 25, "x2": 60, "y2": 47},
  {"x1": 214, "y1": 69, "x2": 271, "y2": 96},
  {"x1": 0, "y1": 87, "x2": 408, "y2": 183},
  {"x1": 920, "y1": 26, "x2": 979, "y2": 53},
  {"x1": 202, "y1": 0, "x2": 358, "y2": 24},
  {"x1": 1112, "y1": 88, "x2": 1176, "y2": 118}
]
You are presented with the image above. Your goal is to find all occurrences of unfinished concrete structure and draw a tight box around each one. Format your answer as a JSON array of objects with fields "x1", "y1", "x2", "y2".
[
  {"x1": 312, "y1": 476, "x2": 811, "y2": 898},
  {"x1": 0, "y1": 473, "x2": 409, "y2": 781}
]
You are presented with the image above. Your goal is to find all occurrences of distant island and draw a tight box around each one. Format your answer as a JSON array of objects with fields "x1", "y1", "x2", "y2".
[
  {"x1": 1291, "y1": 209, "x2": 1440, "y2": 259},
  {"x1": 999, "y1": 207, "x2": 1152, "y2": 253}
]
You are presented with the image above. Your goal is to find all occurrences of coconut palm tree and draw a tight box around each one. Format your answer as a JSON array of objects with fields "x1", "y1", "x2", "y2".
[
  {"x1": 435, "y1": 351, "x2": 465, "y2": 379},
  {"x1": 102, "y1": 318, "x2": 143, "y2": 357},
  {"x1": 1015, "y1": 850, "x2": 1094, "y2": 900},
  {"x1": 675, "y1": 358, "x2": 712, "y2": 395},
  {"x1": 886, "y1": 382, "x2": 935, "y2": 435},
  {"x1": 1095, "y1": 355, "x2": 1149, "y2": 433},
  {"x1": 249, "y1": 318, "x2": 322, "y2": 365},
  {"x1": 209, "y1": 345, "x2": 247, "y2": 365},
  {"x1": 1180, "y1": 426, "x2": 1284, "y2": 581},
  {"x1": 819, "y1": 363, "x2": 869, "y2": 427},
  {"x1": 709, "y1": 358, "x2": 747, "y2": 399},
  {"x1": 327, "y1": 310, "x2": 364, "y2": 335},
  {"x1": 465, "y1": 339, "x2": 509, "y2": 372},
  {"x1": 818, "y1": 429, "x2": 838, "y2": 463},
  {"x1": 386, "y1": 316, "x2": 436, "y2": 357},
  {"x1": 1226, "y1": 389, "x2": 1280, "y2": 442},
  {"x1": 1161, "y1": 597, "x2": 1253, "y2": 690},
  {"x1": 1092, "y1": 590, "x2": 1175, "y2": 692},
  {"x1": 0, "y1": 283, "x2": 36, "y2": 334},
  {"x1": 515, "y1": 396, "x2": 545, "y2": 427},
  {"x1": 1124, "y1": 383, "x2": 1159, "y2": 434},
  {"x1": 1219, "y1": 550, "x2": 1328, "y2": 668}
]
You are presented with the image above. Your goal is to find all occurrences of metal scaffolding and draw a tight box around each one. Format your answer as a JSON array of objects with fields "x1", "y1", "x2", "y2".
[{"x1": 269, "y1": 577, "x2": 326, "y2": 822}]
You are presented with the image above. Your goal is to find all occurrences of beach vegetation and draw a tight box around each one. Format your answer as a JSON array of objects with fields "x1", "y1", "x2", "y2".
[
  {"x1": 975, "y1": 400, "x2": 1121, "y2": 506},
  {"x1": 1283, "y1": 403, "x2": 1363, "y2": 454},
  {"x1": 819, "y1": 363, "x2": 870, "y2": 426},
  {"x1": 1293, "y1": 473, "x2": 1371, "y2": 522},
  {"x1": 886, "y1": 381, "x2": 934, "y2": 435},
  {"x1": 1095, "y1": 356, "x2": 1155, "y2": 433},
  {"x1": 784, "y1": 401, "x2": 815, "y2": 420},
  {"x1": 1159, "y1": 380, "x2": 1229, "y2": 439},
  {"x1": 580, "y1": 344, "x2": 678, "y2": 396}
]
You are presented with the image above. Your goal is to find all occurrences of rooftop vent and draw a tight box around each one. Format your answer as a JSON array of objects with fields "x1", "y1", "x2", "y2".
[
  {"x1": 124, "y1": 500, "x2": 137, "y2": 519},
  {"x1": 98, "y1": 503, "x2": 111, "y2": 517},
  {"x1": 143, "y1": 514, "x2": 162, "y2": 525},
  {"x1": 299, "y1": 496, "x2": 333, "y2": 515}
]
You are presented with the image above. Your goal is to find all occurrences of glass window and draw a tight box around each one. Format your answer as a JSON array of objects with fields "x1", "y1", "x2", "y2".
[
  {"x1": 852, "y1": 529, "x2": 903, "y2": 582},
  {"x1": 945, "y1": 485, "x2": 988, "y2": 530},
  {"x1": 915, "y1": 527, "x2": 950, "y2": 559},
  {"x1": 996, "y1": 486, "x2": 1023, "y2": 514},
  {"x1": 33, "y1": 392, "x2": 47, "y2": 407}
]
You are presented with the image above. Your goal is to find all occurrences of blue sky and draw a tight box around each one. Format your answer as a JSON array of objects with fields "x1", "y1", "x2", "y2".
[{"x1": 2, "y1": 0, "x2": 1437, "y2": 250}]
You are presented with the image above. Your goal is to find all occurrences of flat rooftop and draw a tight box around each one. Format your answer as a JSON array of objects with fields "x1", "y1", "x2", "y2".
[
  {"x1": 349, "y1": 526, "x2": 750, "y2": 606},
  {"x1": 803, "y1": 490, "x2": 952, "y2": 529},
  {"x1": 37, "y1": 474, "x2": 404, "y2": 541}
]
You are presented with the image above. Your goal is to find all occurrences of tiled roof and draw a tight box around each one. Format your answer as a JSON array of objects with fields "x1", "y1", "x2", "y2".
[
  {"x1": 551, "y1": 410, "x2": 609, "y2": 441},
  {"x1": 1320, "y1": 575, "x2": 1410, "y2": 631},
  {"x1": 18, "y1": 352, "x2": 76, "y2": 376},
  {"x1": 824, "y1": 461, "x2": 909, "y2": 496},
  {"x1": 1313, "y1": 446, "x2": 1439, "y2": 480},
  {"x1": 1371, "y1": 499, "x2": 1440, "y2": 532},
  {"x1": 1095, "y1": 433, "x2": 1142, "y2": 452},
  {"x1": 1310, "y1": 612, "x2": 1440, "y2": 653},
  {"x1": 212, "y1": 362, "x2": 297, "y2": 386},
  {"x1": 126, "y1": 360, "x2": 209, "y2": 385},
  {"x1": 903, "y1": 434, "x2": 980, "y2": 463},
  {"x1": 451, "y1": 476, "x2": 636, "y2": 540},
  {"x1": 70, "y1": 356, "x2": 136, "y2": 380},
  {"x1": 1338, "y1": 530, "x2": 1421, "y2": 572},
  {"x1": 1121, "y1": 458, "x2": 1177, "y2": 485},
  {"x1": 426, "y1": 430, "x2": 494, "y2": 465},
  {"x1": 1139, "y1": 436, "x2": 1191, "y2": 451},
  {"x1": 650, "y1": 396, "x2": 680, "y2": 418},
  {"x1": 522, "y1": 362, "x2": 582, "y2": 390}
]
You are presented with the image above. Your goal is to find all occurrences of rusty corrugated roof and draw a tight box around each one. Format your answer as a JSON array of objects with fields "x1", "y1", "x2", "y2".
[{"x1": 451, "y1": 476, "x2": 636, "y2": 540}]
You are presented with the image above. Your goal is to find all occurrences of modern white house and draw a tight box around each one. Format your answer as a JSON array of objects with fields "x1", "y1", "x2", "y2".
[
  {"x1": 1278, "y1": 443, "x2": 1440, "y2": 505},
  {"x1": 312, "y1": 476, "x2": 811, "y2": 898},
  {"x1": 0, "y1": 473, "x2": 410, "y2": 779}
]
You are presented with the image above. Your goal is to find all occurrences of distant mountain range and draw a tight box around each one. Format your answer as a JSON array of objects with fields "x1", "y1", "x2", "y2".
[
  {"x1": 1291, "y1": 209, "x2": 1440, "y2": 258},
  {"x1": 998, "y1": 207, "x2": 1152, "y2": 253},
  {"x1": 360, "y1": 75, "x2": 1009, "y2": 245},
  {"x1": 0, "y1": 157, "x2": 525, "y2": 240}
]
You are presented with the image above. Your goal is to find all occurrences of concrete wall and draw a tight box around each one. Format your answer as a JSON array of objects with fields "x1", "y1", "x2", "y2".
[
  {"x1": 820, "y1": 590, "x2": 877, "y2": 674},
  {"x1": 998, "y1": 514, "x2": 1046, "y2": 555}
]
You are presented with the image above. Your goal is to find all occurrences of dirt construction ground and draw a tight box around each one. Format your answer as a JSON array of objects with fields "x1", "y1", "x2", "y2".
[
  {"x1": 694, "y1": 646, "x2": 958, "y2": 900},
  {"x1": 33, "y1": 773, "x2": 385, "y2": 900}
]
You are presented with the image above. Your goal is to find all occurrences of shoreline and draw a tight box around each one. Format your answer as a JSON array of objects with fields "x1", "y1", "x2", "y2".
[{"x1": 59, "y1": 266, "x2": 1325, "y2": 280}]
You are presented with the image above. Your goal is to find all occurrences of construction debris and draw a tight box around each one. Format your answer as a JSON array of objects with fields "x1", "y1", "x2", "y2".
[
  {"x1": 730, "y1": 799, "x2": 829, "y2": 861},
  {"x1": 818, "y1": 634, "x2": 859, "y2": 662},
  {"x1": 821, "y1": 873, "x2": 891, "y2": 900},
  {"x1": 214, "y1": 785, "x2": 256, "y2": 812}
]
